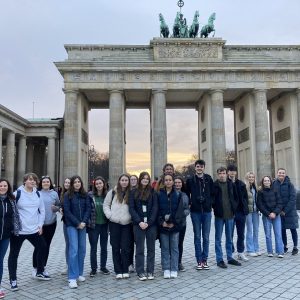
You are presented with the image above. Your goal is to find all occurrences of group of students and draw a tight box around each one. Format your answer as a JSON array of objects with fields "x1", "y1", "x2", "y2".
[{"x1": 0, "y1": 159, "x2": 298, "y2": 296}]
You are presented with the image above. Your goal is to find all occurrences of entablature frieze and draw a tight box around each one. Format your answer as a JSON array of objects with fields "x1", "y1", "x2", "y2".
[{"x1": 64, "y1": 70, "x2": 300, "y2": 85}]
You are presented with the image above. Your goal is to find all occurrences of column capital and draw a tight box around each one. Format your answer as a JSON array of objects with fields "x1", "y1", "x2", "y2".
[
  {"x1": 62, "y1": 88, "x2": 79, "y2": 95},
  {"x1": 253, "y1": 88, "x2": 268, "y2": 95},
  {"x1": 152, "y1": 89, "x2": 167, "y2": 95},
  {"x1": 209, "y1": 89, "x2": 224, "y2": 95},
  {"x1": 108, "y1": 89, "x2": 124, "y2": 95}
]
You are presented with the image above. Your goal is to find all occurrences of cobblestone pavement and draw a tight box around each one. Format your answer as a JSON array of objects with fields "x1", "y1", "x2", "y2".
[{"x1": 2, "y1": 214, "x2": 300, "y2": 300}]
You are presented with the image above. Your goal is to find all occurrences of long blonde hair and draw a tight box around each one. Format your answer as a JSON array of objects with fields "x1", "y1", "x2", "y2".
[{"x1": 244, "y1": 171, "x2": 257, "y2": 191}]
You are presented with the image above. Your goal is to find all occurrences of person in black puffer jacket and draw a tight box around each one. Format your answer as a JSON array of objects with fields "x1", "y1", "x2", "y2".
[
  {"x1": 0, "y1": 178, "x2": 21, "y2": 298},
  {"x1": 257, "y1": 176, "x2": 284, "y2": 257},
  {"x1": 129, "y1": 172, "x2": 158, "y2": 281},
  {"x1": 273, "y1": 168, "x2": 299, "y2": 255}
]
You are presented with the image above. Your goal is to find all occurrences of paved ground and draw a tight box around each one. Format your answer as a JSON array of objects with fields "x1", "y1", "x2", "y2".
[{"x1": 1, "y1": 214, "x2": 300, "y2": 300}]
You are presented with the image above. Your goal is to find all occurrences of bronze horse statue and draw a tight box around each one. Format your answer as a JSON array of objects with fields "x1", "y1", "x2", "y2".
[
  {"x1": 200, "y1": 12, "x2": 216, "y2": 38},
  {"x1": 159, "y1": 13, "x2": 169, "y2": 38},
  {"x1": 189, "y1": 10, "x2": 199, "y2": 38}
]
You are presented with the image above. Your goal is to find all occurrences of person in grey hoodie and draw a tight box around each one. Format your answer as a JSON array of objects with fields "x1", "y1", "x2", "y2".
[
  {"x1": 8, "y1": 173, "x2": 49, "y2": 292},
  {"x1": 32, "y1": 176, "x2": 60, "y2": 277}
]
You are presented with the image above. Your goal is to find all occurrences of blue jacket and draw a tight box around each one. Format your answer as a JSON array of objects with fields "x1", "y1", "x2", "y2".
[
  {"x1": 63, "y1": 192, "x2": 91, "y2": 227},
  {"x1": 157, "y1": 187, "x2": 182, "y2": 233},
  {"x1": 129, "y1": 189, "x2": 158, "y2": 227},
  {"x1": 273, "y1": 177, "x2": 299, "y2": 229}
]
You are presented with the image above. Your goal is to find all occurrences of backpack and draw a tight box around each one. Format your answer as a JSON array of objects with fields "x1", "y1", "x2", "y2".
[{"x1": 16, "y1": 189, "x2": 40, "y2": 202}]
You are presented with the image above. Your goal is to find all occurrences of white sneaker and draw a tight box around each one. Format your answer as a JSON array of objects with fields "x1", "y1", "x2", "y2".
[
  {"x1": 277, "y1": 254, "x2": 284, "y2": 258},
  {"x1": 122, "y1": 273, "x2": 130, "y2": 279},
  {"x1": 68, "y1": 279, "x2": 78, "y2": 289},
  {"x1": 78, "y1": 276, "x2": 85, "y2": 282},
  {"x1": 115, "y1": 274, "x2": 123, "y2": 279},
  {"x1": 32, "y1": 268, "x2": 37, "y2": 278},
  {"x1": 170, "y1": 271, "x2": 178, "y2": 278},
  {"x1": 268, "y1": 253, "x2": 274, "y2": 257},
  {"x1": 248, "y1": 252, "x2": 258, "y2": 257},
  {"x1": 256, "y1": 251, "x2": 262, "y2": 256},
  {"x1": 163, "y1": 270, "x2": 171, "y2": 279},
  {"x1": 237, "y1": 253, "x2": 249, "y2": 261}
]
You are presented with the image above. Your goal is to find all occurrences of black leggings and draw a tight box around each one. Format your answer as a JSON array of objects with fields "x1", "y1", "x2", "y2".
[
  {"x1": 33, "y1": 222, "x2": 57, "y2": 268},
  {"x1": 9, "y1": 233, "x2": 47, "y2": 281}
]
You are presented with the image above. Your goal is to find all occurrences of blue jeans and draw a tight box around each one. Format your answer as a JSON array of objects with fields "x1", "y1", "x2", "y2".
[
  {"x1": 262, "y1": 215, "x2": 284, "y2": 255},
  {"x1": 246, "y1": 212, "x2": 260, "y2": 253},
  {"x1": 88, "y1": 223, "x2": 108, "y2": 271},
  {"x1": 0, "y1": 239, "x2": 9, "y2": 284},
  {"x1": 67, "y1": 226, "x2": 87, "y2": 280},
  {"x1": 160, "y1": 232, "x2": 179, "y2": 272},
  {"x1": 215, "y1": 217, "x2": 234, "y2": 263},
  {"x1": 191, "y1": 212, "x2": 211, "y2": 262}
]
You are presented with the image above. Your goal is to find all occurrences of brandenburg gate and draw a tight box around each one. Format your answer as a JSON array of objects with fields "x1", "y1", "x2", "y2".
[{"x1": 55, "y1": 38, "x2": 300, "y2": 187}]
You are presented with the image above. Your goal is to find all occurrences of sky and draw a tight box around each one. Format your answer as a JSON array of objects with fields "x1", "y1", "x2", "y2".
[{"x1": 1, "y1": 0, "x2": 300, "y2": 174}]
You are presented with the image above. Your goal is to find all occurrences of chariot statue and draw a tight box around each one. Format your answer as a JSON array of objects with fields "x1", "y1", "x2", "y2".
[
  {"x1": 159, "y1": 13, "x2": 169, "y2": 38},
  {"x1": 200, "y1": 12, "x2": 216, "y2": 38}
]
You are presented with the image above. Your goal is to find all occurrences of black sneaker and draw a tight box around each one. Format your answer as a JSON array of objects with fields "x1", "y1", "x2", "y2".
[
  {"x1": 202, "y1": 261, "x2": 210, "y2": 270},
  {"x1": 217, "y1": 261, "x2": 227, "y2": 269},
  {"x1": 292, "y1": 247, "x2": 298, "y2": 255},
  {"x1": 196, "y1": 262, "x2": 203, "y2": 270},
  {"x1": 284, "y1": 247, "x2": 288, "y2": 253},
  {"x1": 178, "y1": 263, "x2": 185, "y2": 272},
  {"x1": 137, "y1": 273, "x2": 147, "y2": 281},
  {"x1": 10, "y1": 280, "x2": 19, "y2": 291},
  {"x1": 36, "y1": 273, "x2": 51, "y2": 281},
  {"x1": 228, "y1": 259, "x2": 242, "y2": 266},
  {"x1": 90, "y1": 270, "x2": 97, "y2": 277},
  {"x1": 100, "y1": 267, "x2": 110, "y2": 275}
]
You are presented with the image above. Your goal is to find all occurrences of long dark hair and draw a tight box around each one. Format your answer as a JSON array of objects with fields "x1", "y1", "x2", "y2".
[
  {"x1": 60, "y1": 177, "x2": 70, "y2": 204},
  {"x1": 0, "y1": 178, "x2": 15, "y2": 200},
  {"x1": 38, "y1": 175, "x2": 54, "y2": 191},
  {"x1": 67, "y1": 175, "x2": 87, "y2": 198},
  {"x1": 93, "y1": 176, "x2": 107, "y2": 197},
  {"x1": 135, "y1": 171, "x2": 152, "y2": 201},
  {"x1": 174, "y1": 175, "x2": 187, "y2": 193},
  {"x1": 116, "y1": 174, "x2": 131, "y2": 204}
]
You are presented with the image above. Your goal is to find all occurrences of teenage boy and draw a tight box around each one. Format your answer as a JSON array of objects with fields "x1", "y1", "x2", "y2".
[
  {"x1": 213, "y1": 167, "x2": 241, "y2": 268},
  {"x1": 8, "y1": 173, "x2": 49, "y2": 291},
  {"x1": 227, "y1": 165, "x2": 249, "y2": 261},
  {"x1": 186, "y1": 160, "x2": 214, "y2": 270},
  {"x1": 273, "y1": 168, "x2": 299, "y2": 255}
]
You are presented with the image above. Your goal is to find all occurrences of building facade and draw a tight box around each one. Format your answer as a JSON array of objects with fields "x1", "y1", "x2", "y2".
[
  {"x1": 0, "y1": 104, "x2": 62, "y2": 188},
  {"x1": 55, "y1": 38, "x2": 300, "y2": 187}
]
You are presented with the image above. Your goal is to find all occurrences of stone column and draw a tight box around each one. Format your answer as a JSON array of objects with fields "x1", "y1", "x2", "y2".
[
  {"x1": 47, "y1": 137, "x2": 56, "y2": 181},
  {"x1": 63, "y1": 89, "x2": 79, "y2": 179},
  {"x1": 253, "y1": 89, "x2": 271, "y2": 181},
  {"x1": 210, "y1": 90, "x2": 226, "y2": 178},
  {"x1": 5, "y1": 131, "x2": 15, "y2": 185},
  {"x1": 297, "y1": 89, "x2": 300, "y2": 160},
  {"x1": 151, "y1": 89, "x2": 167, "y2": 179},
  {"x1": 17, "y1": 136, "x2": 26, "y2": 186},
  {"x1": 0, "y1": 127, "x2": 2, "y2": 178},
  {"x1": 26, "y1": 140, "x2": 34, "y2": 173},
  {"x1": 109, "y1": 90, "x2": 125, "y2": 187}
]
